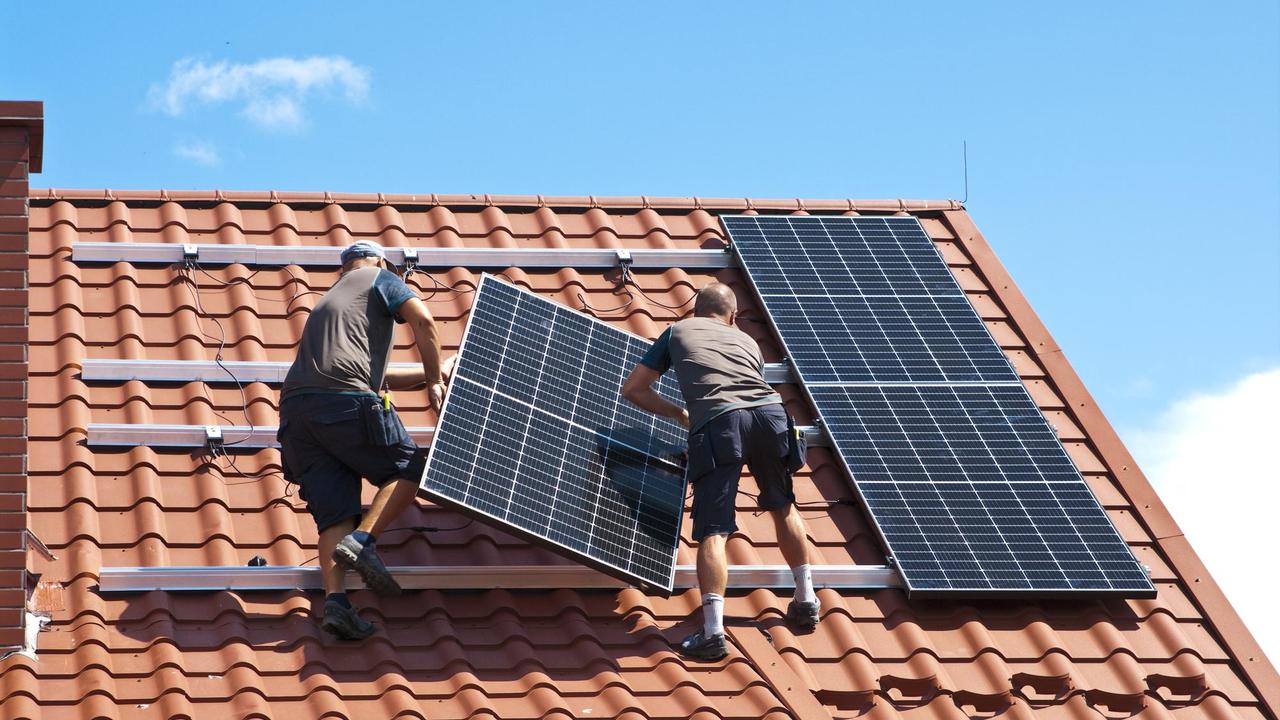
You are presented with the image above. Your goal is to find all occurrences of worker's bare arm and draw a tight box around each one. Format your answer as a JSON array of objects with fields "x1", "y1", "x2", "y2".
[
  {"x1": 384, "y1": 365, "x2": 425, "y2": 390},
  {"x1": 396, "y1": 297, "x2": 445, "y2": 410},
  {"x1": 384, "y1": 354, "x2": 457, "y2": 390},
  {"x1": 622, "y1": 364, "x2": 689, "y2": 428}
]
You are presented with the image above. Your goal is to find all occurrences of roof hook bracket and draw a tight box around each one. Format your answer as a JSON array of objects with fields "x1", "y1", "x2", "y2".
[
  {"x1": 401, "y1": 247, "x2": 420, "y2": 273},
  {"x1": 204, "y1": 425, "x2": 224, "y2": 453}
]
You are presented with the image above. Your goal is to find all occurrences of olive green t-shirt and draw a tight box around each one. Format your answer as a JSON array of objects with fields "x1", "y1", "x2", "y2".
[
  {"x1": 639, "y1": 317, "x2": 782, "y2": 432},
  {"x1": 281, "y1": 266, "x2": 416, "y2": 401}
]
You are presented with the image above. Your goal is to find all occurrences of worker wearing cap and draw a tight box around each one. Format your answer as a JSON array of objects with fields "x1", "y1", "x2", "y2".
[
  {"x1": 278, "y1": 240, "x2": 445, "y2": 641},
  {"x1": 622, "y1": 282, "x2": 819, "y2": 661}
]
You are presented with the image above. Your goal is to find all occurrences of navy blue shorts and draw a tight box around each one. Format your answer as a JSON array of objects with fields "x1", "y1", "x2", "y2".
[
  {"x1": 278, "y1": 393, "x2": 426, "y2": 532},
  {"x1": 685, "y1": 403, "x2": 796, "y2": 541}
]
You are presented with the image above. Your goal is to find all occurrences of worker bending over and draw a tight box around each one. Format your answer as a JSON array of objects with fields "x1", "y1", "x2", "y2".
[
  {"x1": 278, "y1": 240, "x2": 445, "y2": 641},
  {"x1": 622, "y1": 283, "x2": 819, "y2": 662}
]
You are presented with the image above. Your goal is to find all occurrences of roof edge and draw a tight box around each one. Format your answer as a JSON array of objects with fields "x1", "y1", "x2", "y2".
[
  {"x1": 943, "y1": 209, "x2": 1279, "y2": 717},
  {"x1": 30, "y1": 188, "x2": 963, "y2": 213}
]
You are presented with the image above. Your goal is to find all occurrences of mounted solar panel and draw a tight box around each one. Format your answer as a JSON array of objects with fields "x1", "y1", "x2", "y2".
[
  {"x1": 813, "y1": 385, "x2": 1150, "y2": 592},
  {"x1": 419, "y1": 275, "x2": 688, "y2": 595},
  {"x1": 723, "y1": 215, "x2": 1153, "y2": 597}
]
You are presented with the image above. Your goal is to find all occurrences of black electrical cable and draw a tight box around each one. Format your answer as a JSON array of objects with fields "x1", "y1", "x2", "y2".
[
  {"x1": 379, "y1": 520, "x2": 474, "y2": 535},
  {"x1": 177, "y1": 264, "x2": 256, "y2": 447},
  {"x1": 579, "y1": 264, "x2": 696, "y2": 318}
]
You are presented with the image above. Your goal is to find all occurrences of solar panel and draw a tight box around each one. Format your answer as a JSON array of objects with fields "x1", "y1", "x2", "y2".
[
  {"x1": 724, "y1": 214, "x2": 1153, "y2": 597},
  {"x1": 814, "y1": 385, "x2": 1149, "y2": 592},
  {"x1": 419, "y1": 275, "x2": 688, "y2": 594}
]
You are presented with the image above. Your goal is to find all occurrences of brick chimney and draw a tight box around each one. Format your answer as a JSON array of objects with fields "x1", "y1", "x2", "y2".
[{"x1": 0, "y1": 101, "x2": 41, "y2": 650}]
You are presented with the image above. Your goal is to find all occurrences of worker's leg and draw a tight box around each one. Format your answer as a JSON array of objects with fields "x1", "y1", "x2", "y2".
[
  {"x1": 697, "y1": 532, "x2": 729, "y2": 596},
  {"x1": 331, "y1": 405, "x2": 427, "y2": 596},
  {"x1": 357, "y1": 476, "x2": 419, "y2": 537},
  {"x1": 319, "y1": 519, "x2": 355, "y2": 595},
  {"x1": 770, "y1": 504, "x2": 811, "y2": 570},
  {"x1": 691, "y1": 479, "x2": 735, "y2": 644},
  {"x1": 747, "y1": 404, "x2": 819, "y2": 627},
  {"x1": 278, "y1": 396, "x2": 378, "y2": 640}
]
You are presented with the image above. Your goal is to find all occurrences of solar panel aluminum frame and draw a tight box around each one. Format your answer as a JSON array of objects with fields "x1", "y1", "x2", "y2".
[
  {"x1": 725, "y1": 214, "x2": 1154, "y2": 598},
  {"x1": 417, "y1": 273, "x2": 688, "y2": 596}
]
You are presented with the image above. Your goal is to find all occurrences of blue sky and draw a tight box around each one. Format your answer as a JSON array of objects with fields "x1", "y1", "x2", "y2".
[{"x1": 4, "y1": 2, "x2": 1279, "y2": 654}]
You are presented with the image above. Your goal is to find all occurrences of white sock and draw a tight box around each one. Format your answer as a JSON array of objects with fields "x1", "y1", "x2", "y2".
[
  {"x1": 793, "y1": 564, "x2": 817, "y2": 605},
  {"x1": 702, "y1": 593, "x2": 725, "y2": 637}
]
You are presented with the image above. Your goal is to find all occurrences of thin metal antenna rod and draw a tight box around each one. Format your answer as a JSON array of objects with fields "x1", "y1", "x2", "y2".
[{"x1": 962, "y1": 140, "x2": 969, "y2": 205}]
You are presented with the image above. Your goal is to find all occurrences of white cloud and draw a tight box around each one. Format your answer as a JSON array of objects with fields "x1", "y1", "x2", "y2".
[
  {"x1": 1125, "y1": 368, "x2": 1280, "y2": 662},
  {"x1": 173, "y1": 140, "x2": 221, "y2": 167},
  {"x1": 151, "y1": 56, "x2": 370, "y2": 130}
]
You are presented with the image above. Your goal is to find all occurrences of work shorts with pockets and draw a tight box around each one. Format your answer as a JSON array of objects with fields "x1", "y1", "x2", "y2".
[
  {"x1": 277, "y1": 393, "x2": 425, "y2": 533},
  {"x1": 685, "y1": 403, "x2": 796, "y2": 541}
]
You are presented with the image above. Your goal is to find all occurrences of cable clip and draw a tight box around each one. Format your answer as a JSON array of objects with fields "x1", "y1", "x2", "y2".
[
  {"x1": 182, "y1": 244, "x2": 199, "y2": 266},
  {"x1": 615, "y1": 249, "x2": 633, "y2": 269}
]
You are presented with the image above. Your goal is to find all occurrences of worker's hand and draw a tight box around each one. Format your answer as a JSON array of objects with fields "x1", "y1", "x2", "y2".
[
  {"x1": 674, "y1": 408, "x2": 690, "y2": 429},
  {"x1": 440, "y1": 354, "x2": 458, "y2": 384},
  {"x1": 428, "y1": 382, "x2": 446, "y2": 412}
]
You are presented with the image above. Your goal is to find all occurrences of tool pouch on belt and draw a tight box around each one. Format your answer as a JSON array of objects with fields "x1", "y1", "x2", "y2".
[
  {"x1": 363, "y1": 398, "x2": 407, "y2": 447},
  {"x1": 785, "y1": 413, "x2": 807, "y2": 474}
]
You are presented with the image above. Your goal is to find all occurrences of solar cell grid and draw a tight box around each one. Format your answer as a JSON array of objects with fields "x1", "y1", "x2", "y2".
[
  {"x1": 766, "y1": 294, "x2": 1018, "y2": 384},
  {"x1": 420, "y1": 275, "x2": 687, "y2": 593},
  {"x1": 811, "y1": 385, "x2": 1083, "y2": 485}
]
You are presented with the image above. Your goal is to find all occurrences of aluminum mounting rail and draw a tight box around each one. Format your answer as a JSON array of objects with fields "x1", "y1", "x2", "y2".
[
  {"x1": 81, "y1": 358, "x2": 798, "y2": 385},
  {"x1": 98, "y1": 564, "x2": 900, "y2": 592},
  {"x1": 84, "y1": 422, "x2": 830, "y2": 449},
  {"x1": 71, "y1": 242, "x2": 734, "y2": 269}
]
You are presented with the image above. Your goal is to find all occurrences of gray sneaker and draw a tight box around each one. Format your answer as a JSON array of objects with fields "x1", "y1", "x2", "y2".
[
  {"x1": 678, "y1": 630, "x2": 728, "y2": 662},
  {"x1": 320, "y1": 600, "x2": 375, "y2": 641},
  {"x1": 785, "y1": 600, "x2": 820, "y2": 630},
  {"x1": 333, "y1": 534, "x2": 402, "y2": 596}
]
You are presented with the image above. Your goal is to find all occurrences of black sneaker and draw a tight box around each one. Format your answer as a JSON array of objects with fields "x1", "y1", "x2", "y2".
[
  {"x1": 785, "y1": 600, "x2": 820, "y2": 630},
  {"x1": 678, "y1": 630, "x2": 728, "y2": 662},
  {"x1": 333, "y1": 534, "x2": 402, "y2": 596},
  {"x1": 320, "y1": 600, "x2": 375, "y2": 641}
]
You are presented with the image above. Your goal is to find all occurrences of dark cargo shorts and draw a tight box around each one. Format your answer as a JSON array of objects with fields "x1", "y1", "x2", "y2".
[
  {"x1": 685, "y1": 403, "x2": 796, "y2": 541},
  {"x1": 278, "y1": 393, "x2": 426, "y2": 532}
]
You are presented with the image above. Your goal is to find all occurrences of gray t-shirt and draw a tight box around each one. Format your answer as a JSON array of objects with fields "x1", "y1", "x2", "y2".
[
  {"x1": 640, "y1": 316, "x2": 782, "y2": 432},
  {"x1": 281, "y1": 266, "x2": 417, "y2": 401}
]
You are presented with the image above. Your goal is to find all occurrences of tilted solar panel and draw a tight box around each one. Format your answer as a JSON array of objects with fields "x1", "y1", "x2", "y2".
[
  {"x1": 723, "y1": 214, "x2": 1153, "y2": 597},
  {"x1": 419, "y1": 275, "x2": 687, "y2": 594}
]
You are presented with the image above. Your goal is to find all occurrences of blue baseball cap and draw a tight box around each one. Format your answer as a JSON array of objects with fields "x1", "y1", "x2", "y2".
[{"x1": 340, "y1": 240, "x2": 387, "y2": 265}]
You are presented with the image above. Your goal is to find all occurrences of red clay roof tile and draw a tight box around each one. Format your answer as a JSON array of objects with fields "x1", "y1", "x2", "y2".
[{"x1": 5, "y1": 192, "x2": 1274, "y2": 720}]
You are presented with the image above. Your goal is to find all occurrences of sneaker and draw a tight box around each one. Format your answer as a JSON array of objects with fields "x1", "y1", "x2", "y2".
[
  {"x1": 785, "y1": 600, "x2": 820, "y2": 630},
  {"x1": 333, "y1": 533, "x2": 402, "y2": 596},
  {"x1": 678, "y1": 630, "x2": 728, "y2": 662},
  {"x1": 320, "y1": 600, "x2": 375, "y2": 641}
]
